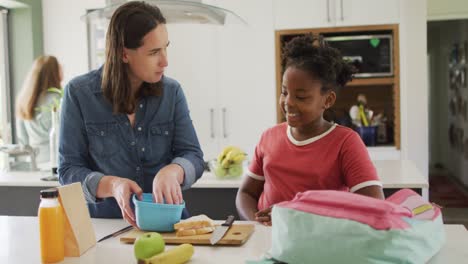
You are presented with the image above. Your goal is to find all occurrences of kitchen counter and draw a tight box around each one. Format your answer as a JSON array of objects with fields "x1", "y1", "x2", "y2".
[
  {"x1": 0, "y1": 159, "x2": 428, "y2": 189},
  {"x1": 194, "y1": 159, "x2": 429, "y2": 189},
  {"x1": 0, "y1": 216, "x2": 466, "y2": 263},
  {"x1": 0, "y1": 160, "x2": 428, "y2": 218}
]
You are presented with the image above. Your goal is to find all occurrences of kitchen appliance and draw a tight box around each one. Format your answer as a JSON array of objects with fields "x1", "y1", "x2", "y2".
[
  {"x1": 324, "y1": 34, "x2": 393, "y2": 78},
  {"x1": 84, "y1": 0, "x2": 246, "y2": 25},
  {"x1": 84, "y1": 0, "x2": 246, "y2": 70}
]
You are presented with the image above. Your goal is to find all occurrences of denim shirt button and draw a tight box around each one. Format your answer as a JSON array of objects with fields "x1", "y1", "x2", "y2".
[
  {"x1": 139, "y1": 104, "x2": 143, "y2": 108},
  {"x1": 141, "y1": 147, "x2": 145, "y2": 152},
  {"x1": 136, "y1": 166, "x2": 140, "y2": 171},
  {"x1": 164, "y1": 131, "x2": 169, "y2": 135},
  {"x1": 131, "y1": 141, "x2": 136, "y2": 146},
  {"x1": 138, "y1": 127, "x2": 142, "y2": 131},
  {"x1": 100, "y1": 131, "x2": 105, "y2": 136}
]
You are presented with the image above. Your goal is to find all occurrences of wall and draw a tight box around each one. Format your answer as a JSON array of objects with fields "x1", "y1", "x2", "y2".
[
  {"x1": 41, "y1": 0, "x2": 105, "y2": 83},
  {"x1": 398, "y1": 0, "x2": 429, "y2": 191},
  {"x1": 428, "y1": 20, "x2": 468, "y2": 187}
]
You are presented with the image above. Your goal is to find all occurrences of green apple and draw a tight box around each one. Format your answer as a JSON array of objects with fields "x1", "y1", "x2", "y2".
[
  {"x1": 134, "y1": 232, "x2": 165, "y2": 260},
  {"x1": 228, "y1": 165, "x2": 243, "y2": 178},
  {"x1": 214, "y1": 165, "x2": 227, "y2": 178}
]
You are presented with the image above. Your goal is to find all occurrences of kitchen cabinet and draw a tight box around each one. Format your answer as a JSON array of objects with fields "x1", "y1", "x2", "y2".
[
  {"x1": 427, "y1": 0, "x2": 468, "y2": 21},
  {"x1": 273, "y1": 0, "x2": 399, "y2": 30},
  {"x1": 335, "y1": 0, "x2": 399, "y2": 27},
  {"x1": 275, "y1": 24, "x2": 401, "y2": 148},
  {"x1": 273, "y1": 0, "x2": 334, "y2": 30},
  {"x1": 166, "y1": 0, "x2": 276, "y2": 161}
]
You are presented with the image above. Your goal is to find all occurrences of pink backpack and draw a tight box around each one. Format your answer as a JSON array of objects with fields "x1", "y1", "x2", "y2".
[{"x1": 266, "y1": 189, "x2": 446, "y2": 264}]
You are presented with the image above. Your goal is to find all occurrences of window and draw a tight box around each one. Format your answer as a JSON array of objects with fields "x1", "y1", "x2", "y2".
[{"x1": 0, "y1": 8, "x2": 12, "y2": 145}]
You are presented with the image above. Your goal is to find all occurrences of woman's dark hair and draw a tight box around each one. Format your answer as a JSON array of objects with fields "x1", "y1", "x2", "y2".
[
  {"x1": 102, "y1": 1, "x2": 166, "y2": 114},
  {"x1": 282, "y1": 34, "x2": 356, "y2": 93}
]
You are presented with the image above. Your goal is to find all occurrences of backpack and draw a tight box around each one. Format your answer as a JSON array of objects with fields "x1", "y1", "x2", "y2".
[{"x1": 264, "y1": 189, "x2": 445, "y2": 264}]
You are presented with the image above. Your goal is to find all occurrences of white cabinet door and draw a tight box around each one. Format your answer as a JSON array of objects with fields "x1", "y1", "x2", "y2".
[
  {"x1": 336, "y1": 0, "x2": 399, "y2": 27},
  {"x1": 165, "y1": 24, "x2": 220, "y2": 161},
  {"x1": 273, "y1": 0, "x2": 335, "y2": 30},
  {"x1": 214, "y1": 0, "x2": 277, "y2": 160},
  {"x1": 167, "y1": 0, "x2": 277, "y2": 161}
]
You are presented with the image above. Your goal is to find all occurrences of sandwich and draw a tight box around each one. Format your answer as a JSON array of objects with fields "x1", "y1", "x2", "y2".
[{"x1": 174, "y1": 214, "x2": 215, "y2": 237}]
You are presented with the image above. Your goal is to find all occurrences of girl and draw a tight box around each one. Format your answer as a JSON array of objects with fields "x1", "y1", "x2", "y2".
[
  {"x1": 236, "y1": 35, "x2": 384, "y2": 225},
  {"x1": 58, "y1": 2, "x2": 204, "y2": 226},
  {"x1": 16, "y1": 55, "x2": 63, "y2": 162}
]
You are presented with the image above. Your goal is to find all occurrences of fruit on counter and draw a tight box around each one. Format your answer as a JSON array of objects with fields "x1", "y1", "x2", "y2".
[
  {"x1": 137, "y1": 243, "x2": 194, "y2": 264},
  {"x1": 228, "y1": 164, "x2": 243, "y2": 177},
  {"x1": 214, "y1": 146, "x2": 247, "y2": 178},
  {"x1": 217, "y1": 146, "x2": 247, "y2": 168},
  {"x1": 134, "y1": 232, "x2": 165, "y2": 260},
  {"x1": 214, "y1": 165, "x2": 227, "y2": 177}
]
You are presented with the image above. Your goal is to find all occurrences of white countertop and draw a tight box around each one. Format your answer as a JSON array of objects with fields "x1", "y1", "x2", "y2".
[
  {"x1": 0, "y1": 216, "x2": 466, "y2": 263},
  {"x1": 0, "y1": 160, "x2": 428, "y2": 189}
]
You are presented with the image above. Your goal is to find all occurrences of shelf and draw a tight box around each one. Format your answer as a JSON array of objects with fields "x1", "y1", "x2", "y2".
[{"x1": 347, "y1": 77, "x2": 394, "y2": 86}]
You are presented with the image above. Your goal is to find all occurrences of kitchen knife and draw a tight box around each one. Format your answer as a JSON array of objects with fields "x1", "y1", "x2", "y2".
[{"x1": 209, "y1": 215, "x2": 235, "y2": 245}]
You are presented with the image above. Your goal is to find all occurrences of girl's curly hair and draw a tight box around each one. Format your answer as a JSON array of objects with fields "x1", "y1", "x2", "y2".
[{"x1": 282, "y1": 34, "x2": 356, "y2": 92}]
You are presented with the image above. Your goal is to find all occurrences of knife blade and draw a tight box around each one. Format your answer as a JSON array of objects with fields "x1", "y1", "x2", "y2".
[
  {"x1": 97, "y1": 225, "x2": 133, "y2": 243},
  {"x1": 209, "y1": 215, "x2": 235, "y2": 245}
]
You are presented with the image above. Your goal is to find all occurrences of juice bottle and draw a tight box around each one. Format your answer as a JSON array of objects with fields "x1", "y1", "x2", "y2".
[{"x1": 38, "y1": 188, "x2": 64, "y2": 263}]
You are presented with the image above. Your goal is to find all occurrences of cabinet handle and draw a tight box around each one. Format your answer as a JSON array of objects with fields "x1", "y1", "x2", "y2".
[
  {"x1": 340, "y1": 0, "x2": 344, "y2": 21},
  {"x1": 210, "y1": 108, "x2": 215, "y2": 139},
  {"x1": 222, "y1": 107, "x2": 228, "y2": 138},
  {"x1": 326, "y1": 0, "x2": 331, "y2": 22}
]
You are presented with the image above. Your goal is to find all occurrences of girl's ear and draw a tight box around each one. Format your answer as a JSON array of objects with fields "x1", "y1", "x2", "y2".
[{"x1": 324, "y1": 91, "x2": 336, "y2": 109}]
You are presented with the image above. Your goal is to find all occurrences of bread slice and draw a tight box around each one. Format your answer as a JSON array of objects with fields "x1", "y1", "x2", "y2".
[
  {"x1": 175, "y1": 226, "x2": 215, "y2": 237},
  {"x1": 174, "y1": 214, "x2": 215, "y2": 231}
]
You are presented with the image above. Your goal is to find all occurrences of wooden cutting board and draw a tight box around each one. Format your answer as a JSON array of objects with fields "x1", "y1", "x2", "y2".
[{"x1": 120, "y1": 224, "x2": 255, "y2": 245}]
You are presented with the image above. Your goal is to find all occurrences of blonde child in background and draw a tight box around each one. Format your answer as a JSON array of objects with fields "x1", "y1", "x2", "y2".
[
  {"x1": 15, "y1": 55, "x2": 63, "y2": 162},
  {"x1": 236, "y1": 35, "x2": 384, "y2": 225}
]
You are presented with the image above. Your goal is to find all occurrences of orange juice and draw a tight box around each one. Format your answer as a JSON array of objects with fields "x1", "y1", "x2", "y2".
[{"x1": 38, "y1": 188, "x2": 64, "y2": 263}]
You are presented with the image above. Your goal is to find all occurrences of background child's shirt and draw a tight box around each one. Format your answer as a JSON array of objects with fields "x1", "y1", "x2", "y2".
[{"x1": 247, "y1": 123, "x2": 382, "y2": 211}]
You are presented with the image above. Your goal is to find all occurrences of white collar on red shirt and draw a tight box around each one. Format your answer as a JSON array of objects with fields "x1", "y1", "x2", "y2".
[{"x1": 287, "y1": 123, "x2": 337, "y2": 146}]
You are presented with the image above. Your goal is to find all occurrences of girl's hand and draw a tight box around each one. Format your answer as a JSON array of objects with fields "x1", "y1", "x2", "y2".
[
  {"x1": 110, "y1": 177, "x2": 143, "y2": 228},
  {"x1": 152, "y1": 164, "x2": 184, "y2": 205},
  {"x1": 255, "y1": 206, "x2": 272, "y2": 226}
]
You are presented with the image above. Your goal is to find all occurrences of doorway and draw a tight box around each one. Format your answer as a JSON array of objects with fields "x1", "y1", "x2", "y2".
[{"x1": 428, "y1": 19, "x2": 468, "y2": 228}]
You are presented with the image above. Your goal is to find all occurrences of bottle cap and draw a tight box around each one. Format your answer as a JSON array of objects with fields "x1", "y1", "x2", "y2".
[{"x1": 40, "y1": 188, "x2": 59, "y2": 198}]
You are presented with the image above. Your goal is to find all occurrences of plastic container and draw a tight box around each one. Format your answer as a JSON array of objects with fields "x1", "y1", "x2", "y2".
[
  {"x1": 133, "y1": 193, "x2": 185, "y2": 232},
  {"x1": 356, "y1": 125, "x2": 378, "y2": 146},
  {"x1": 38, "y1": 188, "x2": 64, "y2": 263}
]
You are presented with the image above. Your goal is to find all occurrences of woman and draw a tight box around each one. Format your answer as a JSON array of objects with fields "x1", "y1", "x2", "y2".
[
  {"x1": 16, "y1": 55, "x2": 62, "y2": 163},
  {"x1": 58, "y1": 1, "x2": 204, "y2": 226}
]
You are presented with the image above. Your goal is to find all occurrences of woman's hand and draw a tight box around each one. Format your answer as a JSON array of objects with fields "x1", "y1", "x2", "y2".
[
  {"x1": 101, "y1": 176, "x2": 143, "y2": 228},
  {"x1": 255, "y1": 206, "x2": 272, "y2": 226},
  {"x1": 152, "y1": 164, "x2": 184, "y2": 205}
]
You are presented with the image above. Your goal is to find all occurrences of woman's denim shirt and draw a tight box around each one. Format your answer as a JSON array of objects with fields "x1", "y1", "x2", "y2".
[{"x1": 58, "y1": 67, "x2": 204, "y2": 218}]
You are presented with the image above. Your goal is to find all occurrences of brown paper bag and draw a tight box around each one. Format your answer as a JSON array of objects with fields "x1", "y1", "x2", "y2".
[{"x1": 57, "y1": 182, "x2": 96, "y2": 256}]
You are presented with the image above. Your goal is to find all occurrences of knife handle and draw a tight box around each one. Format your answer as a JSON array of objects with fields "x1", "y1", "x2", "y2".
[{"x1": 222, "y1": 215, "x2": 235, "y2": 227}]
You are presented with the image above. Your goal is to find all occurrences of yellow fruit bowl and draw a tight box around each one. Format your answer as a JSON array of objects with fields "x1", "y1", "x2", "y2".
[{"x1": 208, "y1": 159, "x2": 244, "y2": 180}]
